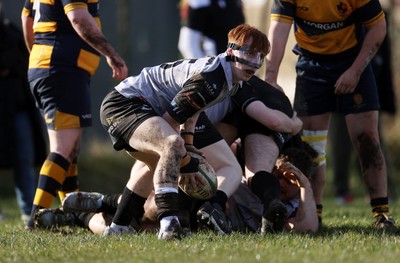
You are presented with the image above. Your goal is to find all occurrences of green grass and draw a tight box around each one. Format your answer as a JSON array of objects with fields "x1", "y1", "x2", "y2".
[
  {"x1": 0, "y1": 197, "x2": 399, "y2": 263},
  {"x1": 1, "y1": 146, "x2": 400, "y2": 263}
]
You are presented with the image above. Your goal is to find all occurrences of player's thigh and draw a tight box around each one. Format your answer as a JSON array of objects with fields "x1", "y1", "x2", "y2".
[
  {"x1": 215, "y1": 122, "x2": 238, "y2": 145},
  {"x1": 300, "y1": 113, "x2": 330, "y2": 130},
  {"x1": 201, "y1": 139, "x2": 241, "y2": 172},
  {"x1": 48, "y1": 128, "x2": 83, "y2": 159},
  {"x1": 31, "y1": 72, "x2": 92, "y2": 130},
  {"x1": 100, "y1": 90, "x2": 181, "y2": 154},
  {"x1": 127, "y1": 116, "x2": 180, "y2": 153},
  {"x1": 125, "y1": 156, "x2": 156, "y2": 196},
  {"x1": 244, "y1": 133, "x2": 278, "y2": 173}
]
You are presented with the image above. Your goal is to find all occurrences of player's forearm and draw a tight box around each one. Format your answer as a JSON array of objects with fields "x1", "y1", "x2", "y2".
[
  {"x1": 21, "y1": 14, "x2": 34, "y2": 52},
  {"x1": 265, "y1": 21, "x2": 291, "y2": 83},
  {"x1": 245, "y1": 101, "x2": 301, "y2": 134},
  {"x1": 67, "y1": 9, "x2": 119, "y2": 59},
  {"x1": 269, "y1": 111, "x2": 302, "y2": 134},
  {"x1": 349, "y1": 19, "x2": 386, "y2": 77},
  {"x1": 180, "y1": 112, "x2": 200, "y2": 134},
  {"x1": 293, "y1": 184, "x2": 319, "y2": 233}
]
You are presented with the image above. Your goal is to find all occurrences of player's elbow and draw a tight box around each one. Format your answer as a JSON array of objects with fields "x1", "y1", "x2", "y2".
[{"x1": 268, "y1": 118, "x2": 286, "y2": 132}]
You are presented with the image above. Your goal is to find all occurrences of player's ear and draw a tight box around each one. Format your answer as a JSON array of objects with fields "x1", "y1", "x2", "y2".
[{"x1": 226, "y1": 48, "x2": 233, "y2": 55}]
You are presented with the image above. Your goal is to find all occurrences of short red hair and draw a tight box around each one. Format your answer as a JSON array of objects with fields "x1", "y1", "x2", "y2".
[{"x1": 227, "y1": 24, "x2": 270, "y2": 55}]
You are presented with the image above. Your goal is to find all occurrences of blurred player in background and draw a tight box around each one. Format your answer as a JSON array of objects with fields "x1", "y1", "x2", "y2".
[
  {"x1": 21, "y1": 0, "x2": 128, "y2": 230},
  {"x1": 265, "y1": 0, "x2": 395, "y2": 228},
  {"x1": 178, "y1": 0, "x2": 245, "y2": 58}
]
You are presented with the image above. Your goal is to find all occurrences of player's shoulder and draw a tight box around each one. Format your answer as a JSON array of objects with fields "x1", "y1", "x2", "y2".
[{"x1": 246, "y1": 76, "x2": 284, "y2": 95}]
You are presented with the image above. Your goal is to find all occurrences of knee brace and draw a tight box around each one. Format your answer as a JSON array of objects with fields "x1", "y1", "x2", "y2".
[{"x1": 301, "y1": 130, "x2": 328, "y2": 167}]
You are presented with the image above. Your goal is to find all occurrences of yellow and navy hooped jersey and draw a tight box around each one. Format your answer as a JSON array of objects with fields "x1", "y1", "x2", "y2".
[
  {"x1": 271, "y1": 0, "x2": 385, "y2": 58},
  {"x1": 22, "y1": 0, "x2": 101, "y2": 80}
]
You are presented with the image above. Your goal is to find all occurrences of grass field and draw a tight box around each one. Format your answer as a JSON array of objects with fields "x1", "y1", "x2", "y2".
[
  {"x1": 1, "y1": 148, "x2": 400, "y2": 263},
  {"x1": 1, "y1": 196, "x2": 399, "y2": 262}
]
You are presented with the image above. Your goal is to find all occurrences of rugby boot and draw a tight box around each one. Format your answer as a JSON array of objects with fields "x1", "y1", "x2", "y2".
[
  {"x1": 62, "y1": 192, "x2": 103, "y2": 213},
  {"x1": 261, "y1": 199, "x2": 288, "y2": 234},
  {"x1": 157, "y1": 217, "x2": 190, "y2": 240},
  {"x1": 34, "y1": 208, "x2": 76, "y2": 229},
  {"x1": 197, "y1": 201, "x2": 231, "y2": 235}
]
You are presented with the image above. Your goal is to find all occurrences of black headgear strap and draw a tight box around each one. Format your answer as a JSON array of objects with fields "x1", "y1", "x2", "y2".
[{"x1": 226, "y1": 42, "x2": 262, "y2": 69}]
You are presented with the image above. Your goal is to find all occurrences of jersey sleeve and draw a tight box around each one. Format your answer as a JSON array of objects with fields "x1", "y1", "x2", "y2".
[
  {"x1": 62, "y1": 0, "x2": 89, "y2": 14},
  {"x1": 21, "y1": 0, "x2": 33, "y2": 18},
  {"x1": 356, "y1": 0, "x2": 385, "y2": 28},
  {"x1": 231, "y1": 86, "x2": 259, "y2": 113},
  {"x1": 167, "y1": 65, "x2": 226, "y2": 124},
  {"x1": 270, "y1": 0, "x2": 295, "y2": 24},
  {"x1": 233, "y1": 76, "x2": 294, "y2": 117}
]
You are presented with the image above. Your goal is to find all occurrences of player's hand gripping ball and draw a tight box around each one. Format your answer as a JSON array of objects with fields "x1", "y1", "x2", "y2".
[{"x1": 179, "y1": 152, "x2": 217, "y2": 200}]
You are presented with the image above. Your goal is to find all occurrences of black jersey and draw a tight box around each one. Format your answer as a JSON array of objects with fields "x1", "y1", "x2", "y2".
[{"x1": 233, "y1": 75, "x2": 294, "y2": 117}]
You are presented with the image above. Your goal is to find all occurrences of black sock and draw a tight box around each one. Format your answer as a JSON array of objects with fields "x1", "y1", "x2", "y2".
[
  {"x1": 250, "y1": 171, "x2": 281, "y2": 207},
  {"x1": 209, "y1": 190, "x2": 228, "y2": 211},
  {"x1": 155, "y1": 192, "x2": 180, "y2": 220},
  {"x1": 370, "y1": 197, "x2": 389, "y2": 217},
  {"x1": 178, "y1": 188, "x2": 196, "y2": 227},
  {"x1": 316, "y1": 204, "x2": 323, "y2": 224},
  {"x1": 75, "y1": 212, "x2": 96, "y2": 229},
  {"x1": 112, "y1": 187, "x2": 146, "y2": 226},
  {"x1": 99, "y1": 194, "x2": 121, "y2": 213}
]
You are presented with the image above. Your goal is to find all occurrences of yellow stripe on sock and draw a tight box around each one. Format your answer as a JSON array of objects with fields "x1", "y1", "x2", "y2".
[
  {"x1": 39, "y1": 159, "x2": 67, "y2": 184},
  {"x1": 34, "y1": 189, "x2": 56, "y2": 208}
]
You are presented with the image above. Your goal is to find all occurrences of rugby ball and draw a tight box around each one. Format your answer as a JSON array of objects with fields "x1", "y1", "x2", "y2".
[{"x1": 179, "y1": 152, "x2": 218, "y2": 200}]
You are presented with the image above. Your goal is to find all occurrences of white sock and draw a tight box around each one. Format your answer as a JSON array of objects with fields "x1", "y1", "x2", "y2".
[
  {"x1": 160, "y1": 216, "x2": 179, "y2": 231},
  {"x1": 110, "y1": 222, "x2": 125, "y2": 229},
  {"x1": 155, "y1": 187, "x2": 178, "y2": 195}
]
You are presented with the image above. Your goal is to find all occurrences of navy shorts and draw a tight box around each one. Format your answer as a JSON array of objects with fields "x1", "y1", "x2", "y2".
[
  {"x1": 293, "y1": 56, "x2": 380, "y2": 116},
  {"x1": 29, "y1": 71, "x2": 92, "y2": 130}
]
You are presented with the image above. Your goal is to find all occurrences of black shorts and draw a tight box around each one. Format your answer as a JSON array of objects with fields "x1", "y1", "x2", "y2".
[
  {"x1": 100, "y1": 89, "x2": 158, "y2": 151},
  {"x1": 294, "y1": 56, "x2": 380, "y2": 116},
  {"x1": 29, "y1": 71, "x2": 92, "y2": 129},
  {"x1": 221, "y1": 108, "x2": 288, "y2": 151},
  {"x1": 100, "y1": 90, "x2": 222, "y2": 151},
  {"x1": 193, "y1": 112, "x2": 223, "y2": 149}
]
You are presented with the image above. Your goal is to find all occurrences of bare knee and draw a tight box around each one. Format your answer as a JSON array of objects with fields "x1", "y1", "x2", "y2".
[
  {"x1": 355, "y1": 132, "x2": 384, "y2": 171},
  {"x1": 163, "y1": 134, "x2": 186, "y2": 159}
]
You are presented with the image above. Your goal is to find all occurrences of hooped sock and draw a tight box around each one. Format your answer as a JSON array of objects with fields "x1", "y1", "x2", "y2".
[{"x1": 371, "y1": 197, "x2": 389, "y2": 217}]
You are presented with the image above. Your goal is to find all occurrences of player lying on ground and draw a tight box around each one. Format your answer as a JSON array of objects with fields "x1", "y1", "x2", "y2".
[
  {"x1": 97, "y1": 24, "x2": 270, "y2": 240},
  {"x1": 35, "y1": 146, "x2": 318, "y2": 234},
  {"x1": 99, "y1": 75, "x2": 303, "y2": 235},
  {"x1": 34, "y1": 75, "x2": 305, "y2": 234}
]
